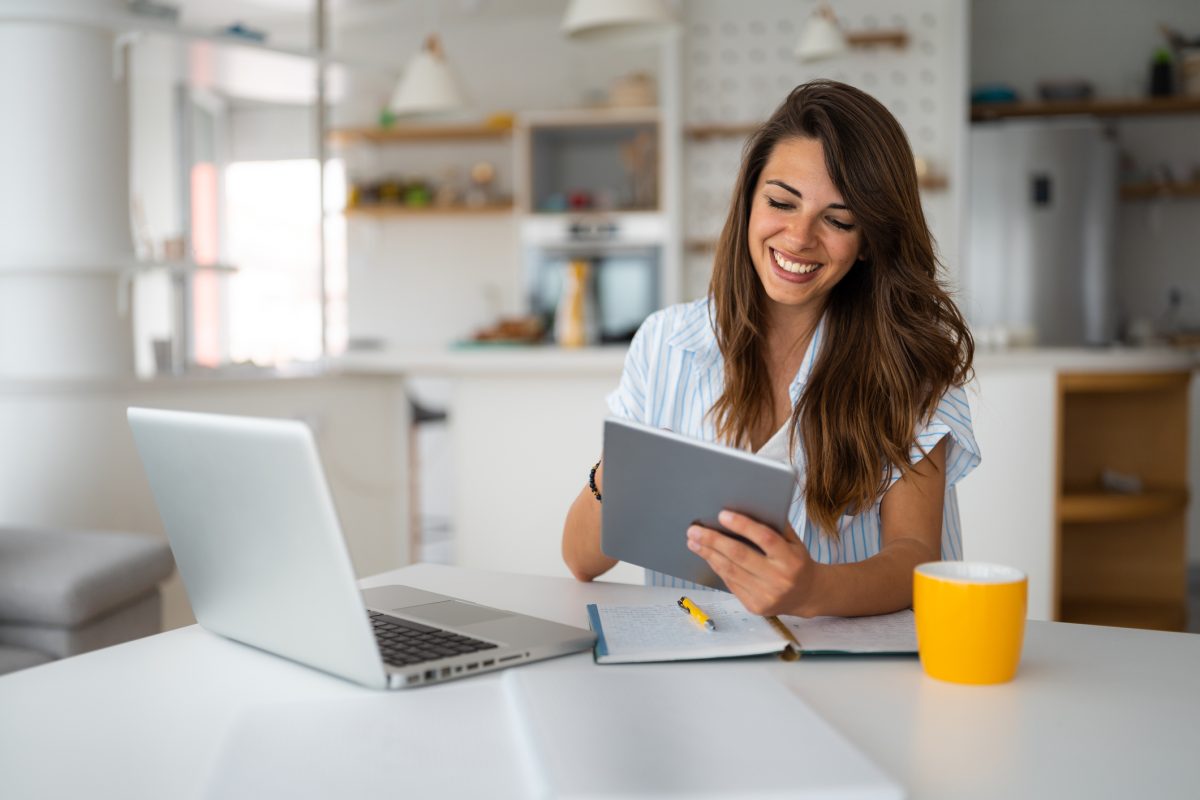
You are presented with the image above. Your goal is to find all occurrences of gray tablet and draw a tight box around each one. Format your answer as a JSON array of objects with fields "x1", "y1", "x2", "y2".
[{"x1": 600, "y1": 417, "x2": 798, "y2": 591}]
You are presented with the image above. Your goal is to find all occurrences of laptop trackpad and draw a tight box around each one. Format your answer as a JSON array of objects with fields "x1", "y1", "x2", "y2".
[{"x1": 399, "y1": 601, "x2": 512, "y2": 627}]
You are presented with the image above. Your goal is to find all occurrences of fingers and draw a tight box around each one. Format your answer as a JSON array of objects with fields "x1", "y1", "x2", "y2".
[
  {"x1": 687, "y1": 524, "x2": 762, "y2": 585},
  {"x1": 716, "y1": 510, "x2": 799, "y2": 555}
]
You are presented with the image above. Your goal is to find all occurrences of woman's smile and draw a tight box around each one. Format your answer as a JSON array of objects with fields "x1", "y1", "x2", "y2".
[{"x1": 770, "y1": 247, "x2": 824, "y2": 280}]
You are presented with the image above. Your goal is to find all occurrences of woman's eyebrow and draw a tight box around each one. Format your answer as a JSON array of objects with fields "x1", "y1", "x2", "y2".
[{"x1": 764, "y1": 179, "x2": 849, "y2": 211}]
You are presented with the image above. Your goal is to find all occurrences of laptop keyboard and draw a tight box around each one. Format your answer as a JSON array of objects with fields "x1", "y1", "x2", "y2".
[{"x1": 369, "y1": 611, "x2": 498, "y2": 668}]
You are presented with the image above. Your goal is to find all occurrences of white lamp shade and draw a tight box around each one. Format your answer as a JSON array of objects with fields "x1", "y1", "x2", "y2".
[
  {"x1": 389, "y1": 38, "x2": 468, "y2": 116},
  {"x1": 795, "y1": 10, "x2": 848, "y2": 62},
  {"x1": 562, "y1": 0, "x2": 675, "y2": 41}
]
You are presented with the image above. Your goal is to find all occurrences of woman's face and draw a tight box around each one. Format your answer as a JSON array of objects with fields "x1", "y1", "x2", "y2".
[{"x1": 747, "y1": 136, "x2": 863, "y2": 324}]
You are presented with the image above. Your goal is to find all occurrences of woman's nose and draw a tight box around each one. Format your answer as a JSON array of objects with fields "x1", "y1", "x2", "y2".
[{"x1": 783, "y1": 212, "x2": 820, "y2": 249}]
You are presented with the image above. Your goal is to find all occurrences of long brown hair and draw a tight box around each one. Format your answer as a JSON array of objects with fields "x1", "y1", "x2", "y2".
[{"x1": 708, "y1": 80, "x2": 973, "y2": 537}]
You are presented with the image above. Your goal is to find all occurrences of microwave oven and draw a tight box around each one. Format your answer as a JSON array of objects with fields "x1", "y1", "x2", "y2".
[{"x1": 522, "y1": 214, "x2": 664, "y2": 344}]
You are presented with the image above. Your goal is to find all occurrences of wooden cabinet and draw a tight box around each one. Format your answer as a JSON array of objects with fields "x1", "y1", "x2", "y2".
[{"x1": 1056, "y1": 371, "x2": 1191, "y2": 631}]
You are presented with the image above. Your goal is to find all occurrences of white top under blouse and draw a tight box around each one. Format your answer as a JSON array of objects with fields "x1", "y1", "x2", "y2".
[{"x1": 605, "y1": 298, "x2": 982, "y2": 589}]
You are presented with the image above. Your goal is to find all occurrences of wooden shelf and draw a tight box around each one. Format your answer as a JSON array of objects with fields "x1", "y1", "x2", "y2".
[
  {"x1": 971, "y1": 95, "x2": 1200, "y2": 121},
  {"x1": 329, "y1": 122, "x2": 514, "y2": 145},
  {"x1": 1120, "y1": 180, "x2": 1200, "y2": 201},
  {"x1": 344, "y1": 203, "x2": 514, "y2": 217},
  {"x1": 1059, "y1": 599, "x2": 1186, "y2": 632},
  {"x1": 684, "y1": 122, "x2": 760, "y2": 140},
  {"x1": 1059, "y1": 371, "x2": 1190, "y2": 394},
  {"x1": 1059, "y1": 488, "x2": 1188, "y2": 524}
]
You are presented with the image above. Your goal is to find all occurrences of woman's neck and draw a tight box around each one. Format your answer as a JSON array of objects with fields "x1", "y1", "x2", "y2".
[{"x1": 764, "y1": 303, "x2": 822, "y2": 376}]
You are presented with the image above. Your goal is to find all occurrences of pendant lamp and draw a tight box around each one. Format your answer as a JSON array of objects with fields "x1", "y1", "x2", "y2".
[
  {"x1": 562, "y1": 0, "x2": 675, "y2": 41},
  {"x1": 795, "y1": 4, "x2": 848, "y2": 62},
  {"x1": 796, "y1": 3, "x2": 909, "y2": 62},
  {"x1": 389, "y1": 34, "x2": 467, "y2": 116}
]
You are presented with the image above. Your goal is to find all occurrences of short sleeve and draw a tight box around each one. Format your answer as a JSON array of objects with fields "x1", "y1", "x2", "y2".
[
  {"x1": 605, "y1": 310, "x2": 661, "y2": 423},
  {"x1": 890, "y1": 385, "x2": 981, "y2": 490}
]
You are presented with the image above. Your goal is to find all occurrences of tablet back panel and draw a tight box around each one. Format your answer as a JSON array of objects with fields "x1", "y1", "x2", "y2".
[{"x1": 600, "y1": 418, "x2": 797, "y2": 590}]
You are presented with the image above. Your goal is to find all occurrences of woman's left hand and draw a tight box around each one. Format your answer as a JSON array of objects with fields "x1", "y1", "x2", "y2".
[{"x1": 687, "y1": 510, "x2": 818, "y2": 617}]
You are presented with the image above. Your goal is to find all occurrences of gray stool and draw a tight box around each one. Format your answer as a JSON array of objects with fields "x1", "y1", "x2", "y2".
[{"x1": 0, "y1": 527, "x2": 175, "y2": 675}]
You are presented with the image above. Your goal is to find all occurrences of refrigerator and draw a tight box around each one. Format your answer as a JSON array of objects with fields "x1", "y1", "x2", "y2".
[{"x1": 964, "y1": 118, "x2": 1118, "y2": 347}]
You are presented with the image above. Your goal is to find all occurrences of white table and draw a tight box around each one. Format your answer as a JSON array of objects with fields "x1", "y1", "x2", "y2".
[{"x1": 2, "y1": 563, "x2": 1198, "y2": 799}]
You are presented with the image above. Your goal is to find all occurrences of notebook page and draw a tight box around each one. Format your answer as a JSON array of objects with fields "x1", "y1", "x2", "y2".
[
  {"x1": 781, "y1": 609, "x2": 918, "y2": 654},
  {"x1": 592, "y1": 594, "x2": 786, "y2": 662}
]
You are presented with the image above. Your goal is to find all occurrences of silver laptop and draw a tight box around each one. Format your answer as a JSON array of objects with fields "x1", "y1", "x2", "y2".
[{"x1": 128, "y1": 407, "x2": 595, "y2": 689}]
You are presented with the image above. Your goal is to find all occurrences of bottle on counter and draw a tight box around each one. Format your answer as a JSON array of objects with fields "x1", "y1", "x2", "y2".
[{"x1": 554, "y1": 260, "x2": 596, "y2": 348}]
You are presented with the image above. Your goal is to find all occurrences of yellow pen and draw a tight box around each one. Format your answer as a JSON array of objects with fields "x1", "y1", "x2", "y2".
[{"x1": 677, "y1": 596, "x2": 716, "y2": 631}]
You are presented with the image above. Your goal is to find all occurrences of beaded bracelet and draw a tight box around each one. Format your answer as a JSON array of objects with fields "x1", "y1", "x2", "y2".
[{"x1": 588, "y1": 459, "x2": 602, "y2": 502}]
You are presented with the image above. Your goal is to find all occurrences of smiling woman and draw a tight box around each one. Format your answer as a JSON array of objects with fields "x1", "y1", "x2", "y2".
[{"x1": 562, "y1": 80, "x2": 980, "y2": 620}]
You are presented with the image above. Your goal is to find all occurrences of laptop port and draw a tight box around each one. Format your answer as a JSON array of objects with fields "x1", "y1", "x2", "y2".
[
  {"x1": 424, "y1": 669, "x2": 436, "y2": 681},
  {"x1": 454, "y1": 666, "x2": 463, "y2": 673},
  {"x1": 498, "y1": 654, "x2": 520, "y2": 663},
  {"x1": 482, "y1": 659, "x2": 495, "y2": 667},
  {"x1": 466, "y1": 663, "x2": 478, "y2": 670},
  {"x1": 440, "y1": 667, "x2": 451, "y2": 678}
]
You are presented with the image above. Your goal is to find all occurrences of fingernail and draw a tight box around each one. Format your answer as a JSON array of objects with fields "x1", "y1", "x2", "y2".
[
  {"x1": 686, "y1": 527, "x2": 699, "y2": 541},
  {"x1": 718, "y1": 510, "x2": 733, "y2": 525},
  {"x1": 687, "y1": 539, "x2": 699, "y2": 552}
]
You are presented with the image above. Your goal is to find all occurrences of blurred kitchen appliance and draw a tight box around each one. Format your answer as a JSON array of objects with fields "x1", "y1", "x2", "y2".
[
  {"x1": 523, "y1": 214, "x2": 662, "y2": 344},
  {"x1": 965, "y1": 119, "x2": 1117, "y2": 346}
]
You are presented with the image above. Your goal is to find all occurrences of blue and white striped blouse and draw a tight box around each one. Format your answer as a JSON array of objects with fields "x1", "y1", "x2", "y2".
[{"x1": 605, "y1": 298, "x2": 981, "y2": 589}]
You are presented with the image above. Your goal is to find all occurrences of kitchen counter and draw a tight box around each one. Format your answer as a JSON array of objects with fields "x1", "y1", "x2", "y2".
[
  {"x1": 974, "y1": 346, "x2": 1197, "y2": 372},
  {"x1": 333, "y1": 344, "x2": 629, "y2": 377},
  {"x1": 339, "y1": 343, "x2": 1199, "y2": 599},
  {"x1": 333, "y1": 343, "x2": 1198, "y2": 379}
]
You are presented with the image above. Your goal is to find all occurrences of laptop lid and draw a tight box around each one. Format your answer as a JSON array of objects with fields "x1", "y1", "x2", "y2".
[{"x1": 128, "y1": 407, "x2": 389, "y2": 689}]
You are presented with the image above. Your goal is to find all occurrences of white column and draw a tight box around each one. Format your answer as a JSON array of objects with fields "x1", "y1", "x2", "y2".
[{"x1": 0, "y1": 0, "x2": 134, "y2": 380}]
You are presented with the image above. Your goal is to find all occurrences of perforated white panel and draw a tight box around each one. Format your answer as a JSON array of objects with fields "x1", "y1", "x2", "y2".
[{"x1": 679, "y1": 0, "x2": 967, "y2": 300}]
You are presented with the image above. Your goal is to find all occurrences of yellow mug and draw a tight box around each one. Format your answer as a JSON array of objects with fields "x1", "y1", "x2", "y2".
[{"x1": 913, "y1": 561, "x2": 1027, "y2": 685}]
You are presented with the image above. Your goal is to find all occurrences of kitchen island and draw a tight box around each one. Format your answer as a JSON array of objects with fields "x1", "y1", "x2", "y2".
[{"x1": 337, "y1": 344, "x2": 1200, "y2": 622}]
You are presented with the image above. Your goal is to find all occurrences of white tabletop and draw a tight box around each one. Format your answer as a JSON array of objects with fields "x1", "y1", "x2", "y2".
[{"x1": 2, "y1": 563, "x2": 1198, "y2": 799}]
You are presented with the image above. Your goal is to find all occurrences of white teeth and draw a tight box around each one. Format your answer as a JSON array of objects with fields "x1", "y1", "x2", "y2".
[{"x1": 773, "y1": 249, "x2": 821, "y2": 274}]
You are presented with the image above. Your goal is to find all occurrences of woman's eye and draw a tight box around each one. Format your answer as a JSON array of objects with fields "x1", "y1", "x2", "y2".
[
  {"x1": 765, "y1": 197, "x2": 792, "y2": 210},
  {"x1": 827, "y1": 217, "x2": 855, "y2": 231}
]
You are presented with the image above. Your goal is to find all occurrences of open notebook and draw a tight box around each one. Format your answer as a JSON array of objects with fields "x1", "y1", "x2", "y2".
[{"x1": 587, "y1": 593, "x2": 917, "y2": 664}]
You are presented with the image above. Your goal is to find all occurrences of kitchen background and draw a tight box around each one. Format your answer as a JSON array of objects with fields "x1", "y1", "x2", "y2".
[{"x1": 2, "y1": 0, "x2": 1198, "y2": 661}]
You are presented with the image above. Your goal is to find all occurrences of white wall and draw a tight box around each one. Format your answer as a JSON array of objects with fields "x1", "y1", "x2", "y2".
[{"x1": 680, "y1": 0, "x2": 971, "y2": 298}]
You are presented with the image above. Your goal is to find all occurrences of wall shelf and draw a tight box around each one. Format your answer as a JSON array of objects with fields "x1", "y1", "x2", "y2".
[
  {"x1": 684, "y1": 122, "x2": 760, "y2": 140},
  {"x1": 1059, "y1": 488, "x2": 1189, "y2": 524},
  {"x1": 1120, "y1": 180, "x2": 1200, "y2": 201},
  {"x1": 344, "y1": 203, "x2": 514, "y2": 217},
  {"x1": 971, "y1": 95, "x2": 1200, "y2": 121},
  {"x1": 329, "y1": 122, "x2": 514, "y2": 145}
]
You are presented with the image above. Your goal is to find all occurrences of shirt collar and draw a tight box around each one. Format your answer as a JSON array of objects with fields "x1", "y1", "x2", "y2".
[{"x1": 666, "y1": 301, "x2": 723, "y2": 371}]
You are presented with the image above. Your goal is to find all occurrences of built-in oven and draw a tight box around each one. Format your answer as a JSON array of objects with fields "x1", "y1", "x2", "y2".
[{"x1": 522, "y1": 213, "x2": 663, "y2": 344}]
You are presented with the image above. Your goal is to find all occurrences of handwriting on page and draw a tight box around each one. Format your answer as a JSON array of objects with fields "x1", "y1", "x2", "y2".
[
  {"x1": 597, "y1": 595, "x2": 777, "y2": 652},
  {"x1": 781, "y1": 609, "x2": 917, "y2": 653}
]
